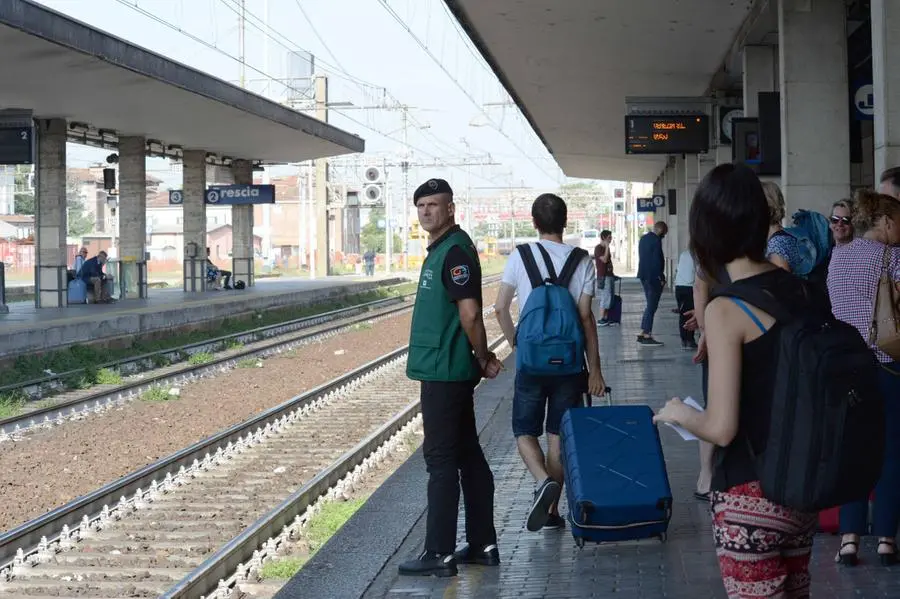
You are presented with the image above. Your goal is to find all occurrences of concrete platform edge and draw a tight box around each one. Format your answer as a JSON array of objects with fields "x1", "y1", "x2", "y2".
[{"x1": 0, "y1": 278, "x2": 407, "y2": 360}]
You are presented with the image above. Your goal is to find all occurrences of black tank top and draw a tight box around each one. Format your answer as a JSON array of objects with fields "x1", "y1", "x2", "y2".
[{"x1": 710, "y1": 268, "x2": 831, "y2": 492}]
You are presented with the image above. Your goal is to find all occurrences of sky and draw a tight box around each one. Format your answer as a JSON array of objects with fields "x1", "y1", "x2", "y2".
[{"x1": 31, "y1": 0, "x2": 629, "y2": 201}]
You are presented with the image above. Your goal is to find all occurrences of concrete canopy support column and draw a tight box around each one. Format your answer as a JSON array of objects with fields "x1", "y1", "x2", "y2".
[
  {"x1": 872, "y1": 0, "x2": 900, "y2": 179},
  {"x1": 182, "y1": 149, "x2": 207, "y2": 292},
  {"x1": 231, "y1": 159, "x2": 255, "y2": 288},
  {"x1": 35, "y1": 118, "x2": 67, "y2": 308},
  {"x1": 743, "y1": 45, "x2": 778, "y2": 118},
  {"x1": 118, "y1": 136, "x2": 147, "y2": 299},
  {"x1": 778, "y1": 0, "x2": 850, "y2": 215},
  {"x1": 683, "y1": 154, "x2": 699, "y2": 253}
]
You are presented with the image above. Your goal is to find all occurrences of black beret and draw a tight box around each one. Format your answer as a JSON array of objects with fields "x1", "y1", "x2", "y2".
[{"x1": 413, "y1": 178, "x2": 454, "y2": 204}]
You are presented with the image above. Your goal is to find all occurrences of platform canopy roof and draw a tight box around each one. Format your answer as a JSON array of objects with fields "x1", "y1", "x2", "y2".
[
  {"x1": 0, "y1": 0, "x2": 364, "y2": 165},
  {"x1": 444, "y1": 0, "x2": 776, "y2": 182}
]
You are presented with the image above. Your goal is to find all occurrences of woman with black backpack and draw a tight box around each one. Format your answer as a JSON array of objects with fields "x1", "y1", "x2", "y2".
[{"x1": 653, "y1": 163, "x2": 834, "y2": 598}]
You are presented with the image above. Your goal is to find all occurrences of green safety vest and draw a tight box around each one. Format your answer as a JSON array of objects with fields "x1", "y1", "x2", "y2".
[{"x1": 406, "y1": 228, "x2": 481, "y2": 382}]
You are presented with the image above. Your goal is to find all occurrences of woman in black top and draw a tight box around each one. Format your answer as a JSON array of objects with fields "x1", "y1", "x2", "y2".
[{"x1": 654, "y1": 164, "x2": 827, "y2": 599}]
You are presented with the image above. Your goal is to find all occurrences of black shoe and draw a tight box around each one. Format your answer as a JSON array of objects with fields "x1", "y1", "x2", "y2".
[
  {"x1": 398, "y1": 550, "x2": 458, "y2": 577},
  {"x1": 453, "y1": 543, "x2": 500, "y2": 566},
  {"x1": 597, "y1": 319, "x2": 610, "y2": 327},
  {"x1": 527, "y1": 478, "x2": 561, "y2": 532},
  {"x1": 543, "y1": 513, "x2": 566, "y2": 530},
  {"x1": 879, "y1": 540, "x2": 899, "y2": 566},
  {"x1": 638, "y1": 336, "x2": 664, "y2": 347}
]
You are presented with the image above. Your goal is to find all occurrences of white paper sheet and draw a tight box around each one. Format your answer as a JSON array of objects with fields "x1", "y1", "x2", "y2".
[{"x1": 662, "y1": 396, "x2": 704, "y2": 441}]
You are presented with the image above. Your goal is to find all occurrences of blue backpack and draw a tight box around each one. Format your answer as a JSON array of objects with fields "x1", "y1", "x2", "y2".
[
  {"x1": 780, "y1": 209, "x2": 834, "y2": 278},
  {"x1": 515, "y1": 243, "x2": 587, "y2": 376}
]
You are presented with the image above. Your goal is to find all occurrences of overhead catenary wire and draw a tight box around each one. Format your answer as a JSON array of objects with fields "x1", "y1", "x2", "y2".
[
  {"x1": 375, "y1": 0, "x2": 561, "y2": 183},
  {"x1": 110, "y1": 0, "x2": 509, "y2": 187}
]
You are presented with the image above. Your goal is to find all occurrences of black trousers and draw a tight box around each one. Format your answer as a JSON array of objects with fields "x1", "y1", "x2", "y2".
[
  {"x1": 420, "y1": 380, "x2": 497, "y2": 554},
  {"x1": 675, "y1": 285, "x2": 696, "y2": 344}
]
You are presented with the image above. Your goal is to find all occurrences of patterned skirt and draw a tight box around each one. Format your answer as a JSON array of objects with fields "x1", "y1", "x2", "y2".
[{"x1": 711, "y1": 481, "x2": 818, "y2": 599}]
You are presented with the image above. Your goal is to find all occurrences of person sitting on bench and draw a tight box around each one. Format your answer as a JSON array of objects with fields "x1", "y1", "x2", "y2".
[
  {"x1": 206, "y1": 247, "x2": 232, "y2": 290},
  {"x1": 79, "y1": 250, "x2": 112, "y2": 303}
]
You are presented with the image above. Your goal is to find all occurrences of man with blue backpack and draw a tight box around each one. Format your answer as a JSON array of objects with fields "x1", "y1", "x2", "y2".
[{"x1": 494, "y1": 193, "x2": 607, "y2": 532}]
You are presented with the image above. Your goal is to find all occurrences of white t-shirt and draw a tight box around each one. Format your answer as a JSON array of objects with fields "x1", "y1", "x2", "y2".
[
  {"x1": 501, "y1": 240, "x2": 596, "y2": 317},
  {"x1": 674, "y1": 250, "x2": 695, "y2": 287}
]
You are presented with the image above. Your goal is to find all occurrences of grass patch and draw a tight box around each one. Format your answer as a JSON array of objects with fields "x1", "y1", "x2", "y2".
[
  {"x1": 260, "y1": 496, "x2": 368, "y2": 580},
  {"x1": 140, "y1": 387, "x2": 173, "y2": 402},
  {"x1": 95, "y1": 368, "x2": 123, "y2": 385},
  {"x1": 259, "y1": 556, "x2": 307, "y2": 580},
  {"x1": 224, "y1": 340, "x2": 244, "y2": 351},
  {"x1": 350, "y1": 322, "x2": 373, "y2": 331},
  {"x1": 236, "y1": 358, "x2": 259, "y2": 369},
  {"x1": 0, "y1": 391, "x2": 27, "y2": 419},
  {"x1": 187, "y1": 352, "x2": 214, "y2": 366}
]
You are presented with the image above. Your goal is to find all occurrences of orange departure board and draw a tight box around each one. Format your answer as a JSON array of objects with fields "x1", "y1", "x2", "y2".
[{"x1": 625, "y1": 115, "x2": 710, "y2": 155}]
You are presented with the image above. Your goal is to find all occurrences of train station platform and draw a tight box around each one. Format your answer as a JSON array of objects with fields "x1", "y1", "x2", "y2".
[
  {"x1": 0, "y1": 275, "x2": 407, "y2": 361},
  {"x1": 278, "y1": 280, "x2": 900, "y2": 599}
]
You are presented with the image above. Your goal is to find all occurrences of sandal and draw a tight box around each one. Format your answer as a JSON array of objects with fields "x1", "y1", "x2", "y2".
[
  {"x1": 878, "y1": 540, "x2": 898, "y2": 566},
  {"x1": 835, "y1": 541, "x2": 859, "y2": 566},
  {"x1": 693, "y1": 491, "x2": 710, "y2": 502}
]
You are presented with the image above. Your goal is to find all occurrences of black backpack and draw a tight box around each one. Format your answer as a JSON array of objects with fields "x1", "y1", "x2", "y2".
[{"x1": 712, "y1": 282, "x2": 885, "y2": 512}]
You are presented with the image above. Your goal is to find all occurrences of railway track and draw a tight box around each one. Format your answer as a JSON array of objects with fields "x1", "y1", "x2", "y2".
[
  {"x1": 0, "y1": 275, "x2": 502, "y2": 440},
  {"x1": 0, "y1": 331, "x2": 510, "y2": 598}
]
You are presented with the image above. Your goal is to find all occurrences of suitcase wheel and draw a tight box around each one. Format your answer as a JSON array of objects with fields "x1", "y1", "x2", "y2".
[{"x1": 575, "y1": 537, "x2": 585, "y2": 549}]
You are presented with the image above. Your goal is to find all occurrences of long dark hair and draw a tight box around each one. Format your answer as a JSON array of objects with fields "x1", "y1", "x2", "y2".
[{"x1": 689, "y1": 163, "x2": 770, "y2": 280}]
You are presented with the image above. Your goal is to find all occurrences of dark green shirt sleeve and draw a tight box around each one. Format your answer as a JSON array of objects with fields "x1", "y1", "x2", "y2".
[{"x1": 442, "y1": 245, "x2": 480, "y2": 302}]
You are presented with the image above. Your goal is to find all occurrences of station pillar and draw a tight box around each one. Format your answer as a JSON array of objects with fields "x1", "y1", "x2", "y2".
[
  {"x1": 118, "y1": 136, "x2": 147, "y2": 299},
  {"x1": 778, "y1": 0, "x2": 850, "y2": 215},
  {"x1": 742, "y1": 45, "x2": 778, "y2": 119},
  {"x1": 231, "y1": 159, "x2": 255, "y2": 288},
  {"x1": 872, "y1": 0, "x2": 900, "y2": 181},
  {"x1": 182, "y1": 150, "x2": 207, "y2": 292},
  {"x1": 34, "y1": 118, "x2": 67, "y2": 308},
  {"x1": 683, "y1": 153, "x2": 699, "y2": 252}
]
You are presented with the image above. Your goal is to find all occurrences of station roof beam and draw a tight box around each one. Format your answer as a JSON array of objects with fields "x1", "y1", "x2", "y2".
[{"x1": 0, "y1": 0, "x2": 364, "y2": 164}]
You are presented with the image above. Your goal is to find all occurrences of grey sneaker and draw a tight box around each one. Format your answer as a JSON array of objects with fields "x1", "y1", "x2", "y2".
[{"x1": 527, "y1": 478, "x2": 561, "y2": 532}]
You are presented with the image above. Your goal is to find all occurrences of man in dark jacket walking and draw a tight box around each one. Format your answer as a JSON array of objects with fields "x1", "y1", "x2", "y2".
[{"x1": 636, "y1": 221, "x2": 668, "y2": 346}]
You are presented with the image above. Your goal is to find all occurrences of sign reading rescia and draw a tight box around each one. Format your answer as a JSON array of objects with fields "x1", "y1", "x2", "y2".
[{"x1": 168, "y1": 184, "x2": 276, "y2": 205}]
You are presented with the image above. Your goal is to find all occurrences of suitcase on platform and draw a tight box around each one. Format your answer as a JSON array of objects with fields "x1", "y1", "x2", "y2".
[
  {"x1": 67, "y1": 278, "x2": 87, "y2": 304},
  {"x1": 560, "y1": 400, "x2": 673, "y2": 547},
  {"x1": 606, "y1": 277, "x2": 622, "y2": 325}
]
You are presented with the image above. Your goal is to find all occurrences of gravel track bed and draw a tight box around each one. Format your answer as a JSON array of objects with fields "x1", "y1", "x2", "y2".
[
  {"x1": 0, "y1": 287, "x2": 501, "y2": 534},
  {"x1": 0, "y1": 318, "x2": 507, "y2": 598}
]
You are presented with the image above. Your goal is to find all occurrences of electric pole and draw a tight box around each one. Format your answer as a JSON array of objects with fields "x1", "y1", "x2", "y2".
[{"x1": 314, "y1": 75, "x2": 329, "y2": 278}]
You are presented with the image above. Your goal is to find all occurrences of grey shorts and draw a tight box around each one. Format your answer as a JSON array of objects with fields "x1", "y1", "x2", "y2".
[{"x1": 597, "y1": 276, "x2": 615, "y2": 309}]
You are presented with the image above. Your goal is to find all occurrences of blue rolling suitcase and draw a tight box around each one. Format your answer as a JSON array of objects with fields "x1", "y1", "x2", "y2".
[{"x1": 560, "y1": 399, "x2": 672, "y2": 547}]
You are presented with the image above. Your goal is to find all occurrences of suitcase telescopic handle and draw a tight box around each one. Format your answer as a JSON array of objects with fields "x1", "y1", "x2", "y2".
[{"x1": 583, "y1": 386, "x2": 612, "y2": 408}]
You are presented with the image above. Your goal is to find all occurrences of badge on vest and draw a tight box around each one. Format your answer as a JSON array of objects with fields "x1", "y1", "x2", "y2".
[
  {"x1": 450, "y1": 265, "x2": 470, "y2": 285},
  {"x1": 421, "y1": 268, "x2": 433, "y2": 289}
]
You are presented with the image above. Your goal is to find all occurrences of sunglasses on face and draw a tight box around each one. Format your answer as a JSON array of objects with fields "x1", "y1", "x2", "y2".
[{"x1": 830, "y1": 216, "x2": 851, "y2": 225}]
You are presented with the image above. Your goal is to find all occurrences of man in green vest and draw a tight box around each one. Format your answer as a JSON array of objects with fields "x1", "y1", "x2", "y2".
[{"x1": 399, "y1": 178, "x2": 504, "y2": 578}]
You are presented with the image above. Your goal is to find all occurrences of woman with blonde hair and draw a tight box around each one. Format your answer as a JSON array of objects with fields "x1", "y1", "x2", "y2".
[
  {"x1": 762, "y1": 181, "x2": 803, "y2": 273},
  {"x1": 829, "y1": 189, "x2": 900, "y2": 566}
]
